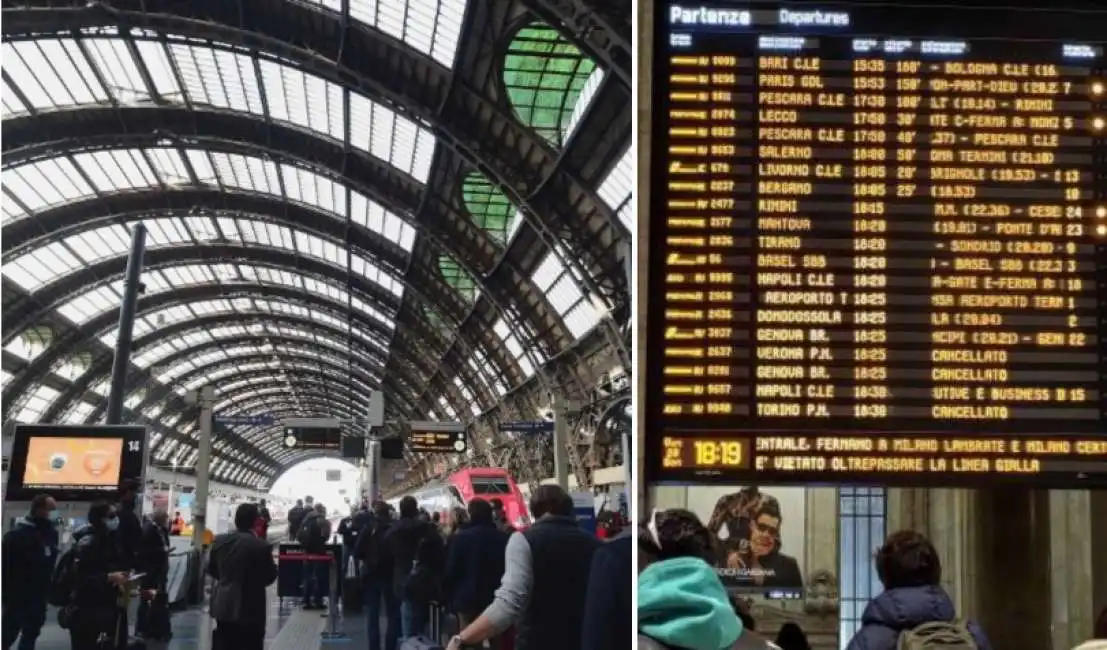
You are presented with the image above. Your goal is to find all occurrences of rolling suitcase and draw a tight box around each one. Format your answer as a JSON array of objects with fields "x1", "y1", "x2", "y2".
[
  {"x1": 398, "y1": 603, "x2": 444, "y2": 650},
  {"x1": 341, "y1": 557, "x2": 362, "y2": 613}
]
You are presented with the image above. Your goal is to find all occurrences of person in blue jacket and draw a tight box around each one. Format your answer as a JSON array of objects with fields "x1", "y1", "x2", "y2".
[
  {"x1": 1, "y1": 494, "x2": 59, "y2": 650},
  {"x1": 845, "y1": 530, "x2": 993, "y2": 650},
  {"x1": 581, "y1": 528, "x2": 632, "y2": 650}
]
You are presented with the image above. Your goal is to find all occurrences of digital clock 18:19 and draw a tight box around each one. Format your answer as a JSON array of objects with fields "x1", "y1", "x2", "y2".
[{"x1": 693, "y1": 439, "x2": 744, "y2": 468}]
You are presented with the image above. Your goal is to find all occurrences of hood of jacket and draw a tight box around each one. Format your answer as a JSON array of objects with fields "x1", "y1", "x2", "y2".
[
  {"x1": 860, "y1": 585, "x2": 960, "y2": 630},
  {"x1": 638, "y1": 557, "x2": 742, "y2": 650},
  {"x1": 71, "y1": 523, "x2": 98, "y2": 542}
]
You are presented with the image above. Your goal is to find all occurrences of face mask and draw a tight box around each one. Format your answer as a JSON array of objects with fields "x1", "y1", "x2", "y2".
[
  {"x1": 39, "y1": 510, "x2": 56, "y2": 521},
  {"x1": 105, "y1": 517, "x2": 120, "y2": 532}
]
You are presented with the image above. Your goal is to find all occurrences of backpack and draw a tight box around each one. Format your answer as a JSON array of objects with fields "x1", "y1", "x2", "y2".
[
  {"x1": 361, "y1": 520, "x2": 391, "y2": 576},
  {"x1": 47, "y1": 545, "x2": 80, "y2": 607},
  {"x1": 897, "y1": 621, "x2": 979, "y2": 650},
  {"x1": 298, "y1": 516, "x2": 324, "y2": 550}
]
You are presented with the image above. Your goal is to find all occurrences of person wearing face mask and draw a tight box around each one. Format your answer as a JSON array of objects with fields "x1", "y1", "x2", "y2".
[
  {"x1": 115, "y1": 479, "x2": 144, "y2": 574},
  {"x1": 1, "y1": 494, "x2": 60, "y2": 650},
  {"x1": 68, "y1": 501, "x2": 132, "y2": 650}
]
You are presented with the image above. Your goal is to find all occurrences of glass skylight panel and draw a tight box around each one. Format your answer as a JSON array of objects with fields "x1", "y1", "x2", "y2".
[
  {"x1": 564, "y1": 68, "x2": 606, "y2": 142},
  {"x1": 2, "y1": 156, "x2": 92, "y2": 223},
  {"x1": 0, "y1": 370, "x2": 11, "y2": 389},
  {"x1": 65, "y1": 401, "x2": 97, "y2": 424},
  {"x1": 350, "y1": 191, "x2": 418, "y2": 251},
  {"x1": 493, "y1": 318, "x2": 535, "y2": 378},
  {"x1": 1, "y1": 40, "x2": 108, "y2": 117},
  {"x1": 56, "y1": 283, "x2": 124, "y2": 325},
  {"x1": 16, "y1": 385, "x2": 61, "y2": 423},
  {"x1": 597, "y1": 146, "x2": 634, "y2": 231},
  {"x1": 2, "y1": 240, "x2": 78, "y2": 291}
]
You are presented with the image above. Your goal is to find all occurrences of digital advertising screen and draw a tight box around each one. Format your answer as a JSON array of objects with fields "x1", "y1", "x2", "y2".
[
  {"x1": 653, "y1": 485, "x2": 809, "y2": 598},
  {"x1": 645, "y1": 1, "x2": 1107, "y2": 487},
  {"x1": 4, "y1": 424, "x2": 147, "y2": 502}
]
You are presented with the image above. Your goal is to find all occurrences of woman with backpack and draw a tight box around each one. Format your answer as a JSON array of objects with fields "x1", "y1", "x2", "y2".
[{"x1": 845, "y1": 530, "x2": 993, "y2": 650}]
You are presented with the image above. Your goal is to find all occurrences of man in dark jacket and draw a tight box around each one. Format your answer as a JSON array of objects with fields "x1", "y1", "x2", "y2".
[
  {"x1": 384, "y1": 496, "x2": 443, "y2": 638},
  {"x1": 116, "y1": 480, "x2": 144, "y2": 573},
  {"x1": 356, "y1": 503, "x2": 400, "y2": 650},
  {"x1": 135, "y1": 510, "x2": 172, "y2": 640},
  {"x1": 581, "y1": 529, "x2": 632, "y2": 650},
  {"x1": 1, "y1": 494, "x2": 59, "y2": 650},
  {"x1": 845, "y1": 530, "x2": 992, "y2": 650},
  {"x1": 208, "y1": 504, "x2": 278, "y2": 650},
  {"x1": 287, "y1": 499, "x2": 306, "y2": 541},
  {"x1": 298, "y1": 504, "x2": 332, "y2": 609},
  {"x1": 443, "y1": 500, "x2": 509, "y2": 634},
  {"x1": 448, "y1": 485, "x2": 600, "y2": 650},
  {"x1": 69, "y1": 502, "x2": 132, "y2": 650}
]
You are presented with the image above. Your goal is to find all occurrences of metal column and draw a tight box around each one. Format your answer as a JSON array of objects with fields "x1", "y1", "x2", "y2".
[
  {"x1": 188, "y1": 386, "x2": 215, "y2": 551},
  {"x1": 366, "y1": 439, "x2": 382, "y2": 502},
  {"x1": 106, "y1": 224, "x2": 147, "y2": 424},
  {"x1": 553, "y1": 397, "x2": 571, "y2": 490}
]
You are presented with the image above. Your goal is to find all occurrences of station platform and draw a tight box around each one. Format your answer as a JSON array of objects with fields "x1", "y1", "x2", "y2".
[{"x1": 30, "y1": 582, "x2": 383, "y2": 650}]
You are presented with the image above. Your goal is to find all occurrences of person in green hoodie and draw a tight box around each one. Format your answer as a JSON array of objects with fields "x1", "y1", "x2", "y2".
[{"x1": 638, "y1": 508, "x2": 780, "y2": 650}]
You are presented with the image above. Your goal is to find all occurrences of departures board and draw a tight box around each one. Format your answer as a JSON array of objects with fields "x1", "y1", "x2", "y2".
[{"x1": 645, "y1": 1, "x2": 1107, "y2": 487}]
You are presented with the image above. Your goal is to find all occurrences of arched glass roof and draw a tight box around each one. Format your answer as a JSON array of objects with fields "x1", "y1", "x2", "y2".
[{"x1": 1, "y1": 1, "x2": 633, "y2": 484}]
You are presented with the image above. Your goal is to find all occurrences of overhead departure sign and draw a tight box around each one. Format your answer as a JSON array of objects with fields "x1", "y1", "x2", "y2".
[
  {"x1": 646, "y1": 1, "x2": 1107, "y2": 487},
  {"x1": 283, "y1": 426, "x2": 341, "y2": 451},
  {"x1": 407, "y1": 421, "x2": 468, "y2": 454}
]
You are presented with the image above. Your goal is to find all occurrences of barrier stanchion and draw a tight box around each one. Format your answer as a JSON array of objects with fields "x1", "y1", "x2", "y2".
[{"x1": 322, "y1": 555, "x2": 346, "y2": 639}]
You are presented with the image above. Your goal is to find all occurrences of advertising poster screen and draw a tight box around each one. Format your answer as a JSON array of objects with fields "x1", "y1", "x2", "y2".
[
  {"x1": 653, "y1": 485, "x2": 808, "y2": 598},
  {"x1": 645, "y1": 1, "x2": 1107, "y2": 488},
  {"x1": 21, "y1": 437, "x2": 124, "y2": 490},
  {"x1": 4, "y1": 424, "x2": 147, "y2": 502}
]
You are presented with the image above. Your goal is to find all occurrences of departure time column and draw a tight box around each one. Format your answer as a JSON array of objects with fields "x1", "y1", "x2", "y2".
[{"x1": 851, "y1": 56, "x2": 892, "y2": 420}]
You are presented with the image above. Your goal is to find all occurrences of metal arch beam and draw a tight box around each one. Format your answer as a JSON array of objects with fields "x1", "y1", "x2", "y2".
[
  {"x1": 44, "y1": 310, "x2": 392, "y2": 422},
  {"x1": 1, "y1": 87, "x2": 576, "y2": 355},
  {"x1": 206, "y1": 386, "x2": 366, "y2": 431},
  {"x1": 124, "y1": 347, "x2": 420, "y2": 428},
  {"x1": 0, "y1": 1, "x2": 627, "y2": 307},
  {"x1": 517, "y1": 0, "x2": 630, "y2": 85},
  {"x1": 42, "y1": 301, "x2": 398, "y2": 423},
  {"x1": 120, "y1": 340, "x2": 387, "y2": 416},
  {"x1": 0, "y1": 176, "x2": 528, "y2": 387},
  {"x1": 3, "y1": 245, "x2": 399, "y2": 346},
  {"x1": 1, "y1": 279, "x2": 409, "y2": 417},
  {"x1": 0, "y1": 187, "x2": 407, "y2": 273},
  {"x1": 0, "y1": 119, "x2": 531, "y2": 358}
]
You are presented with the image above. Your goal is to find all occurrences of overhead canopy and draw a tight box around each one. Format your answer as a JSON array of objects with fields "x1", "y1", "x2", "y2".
[{"x1": 1, "y1": 0, "x2": 633, "y2": 488}]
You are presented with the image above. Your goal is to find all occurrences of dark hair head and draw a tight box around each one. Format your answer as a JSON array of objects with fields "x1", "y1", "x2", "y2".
[
  {"x1": 754, "y1": 499, "x2": 782, "y2": 523},
  {"x1": 235, "y1": 503, "x2": 260, "y2": 532},
  {"x1": 875, "y1": 530, "x2": 942, "y2": 589},
  {"x1": 491, "y1": 499, "x2": 504, "y2": 511},
  {"x1": 296, "y1": 499, "x2": 303, "y2": 506},
  {"x1": 259, "y1": 499, "x2": 266, "y2": 506},
  {"x1": 1095, "y1": 606, "x2": 1107, "y2": 639},
  {"x1": 372, "y1": 501, "x2": 391, "y2": 519},
  {"x1": 468, "y1": 499, "x2": 493, "y2": 524},
  {"x1": 650, "y1": 508, "x2": 715, "y2": 563},
  {"x1": 431, "y1": 511, "x2": 441, "y2": 523},
  {"x1": 399, "y1": 496, "x2": 418, "y2": 518},
  {"x1": 529, "y1": 485, "x2": 573, "y2": 518},
  {"x1": 87, "y1": 501, "x2": 115, "y2": 528},
  {"x1": 30, "y1": 493, "x2": 55, "y2": 516},
  {"x1": 775, "y1": 622, "x2": 810, "y2": 650}
]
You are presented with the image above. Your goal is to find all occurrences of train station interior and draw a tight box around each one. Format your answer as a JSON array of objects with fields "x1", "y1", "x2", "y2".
[{"x1": 1, "y1": 0, "x2": 632, "y2": 649}]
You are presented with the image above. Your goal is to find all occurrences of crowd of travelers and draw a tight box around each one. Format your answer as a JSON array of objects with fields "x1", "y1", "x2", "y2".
[{"x1": 279, "y1": 484, "x2": 630, "y2": 650}]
